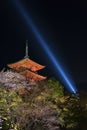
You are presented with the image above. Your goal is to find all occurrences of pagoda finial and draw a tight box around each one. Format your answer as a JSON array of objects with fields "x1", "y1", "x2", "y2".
[{"x1": 24, "y1": 40, "x2": 29, "y2": 58}]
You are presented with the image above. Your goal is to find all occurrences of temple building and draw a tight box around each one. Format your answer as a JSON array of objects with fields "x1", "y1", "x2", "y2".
[{"x1": 8, "y1": 41, "x2": 46, "y2": 83}]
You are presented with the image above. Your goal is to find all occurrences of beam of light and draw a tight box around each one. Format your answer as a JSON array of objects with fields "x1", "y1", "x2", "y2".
[{"x1": 12, "y1": 0, "x2": 77, "y2": 94}]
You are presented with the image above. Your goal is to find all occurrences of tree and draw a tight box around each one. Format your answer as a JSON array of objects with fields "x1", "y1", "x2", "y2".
[
  {"x1": 0, "y1": 83, "x2": 22, "y2": 129},
  {"x1": 0, "y1": 73, "x2": 87, "y2": 130}
]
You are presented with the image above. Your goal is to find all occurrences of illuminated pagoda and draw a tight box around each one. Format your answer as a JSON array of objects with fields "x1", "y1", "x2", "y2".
[{"x1": 8, "y1": 40, "x2": 46, "y2": 83}]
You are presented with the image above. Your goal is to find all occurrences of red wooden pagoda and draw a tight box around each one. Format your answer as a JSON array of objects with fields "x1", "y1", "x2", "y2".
[{"x1": 8, "y1": 41, "x2": 46, "y2": 82}]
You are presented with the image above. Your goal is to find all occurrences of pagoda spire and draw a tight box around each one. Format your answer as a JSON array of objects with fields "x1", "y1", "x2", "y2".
[{"x1": 24, "y1": 40, "x2": 29, "y2": 58}]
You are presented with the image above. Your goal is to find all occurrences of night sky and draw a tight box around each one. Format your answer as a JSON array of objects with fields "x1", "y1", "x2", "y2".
[{"x1": 1, "y1": 0, "x2": 87, "y2": 89}]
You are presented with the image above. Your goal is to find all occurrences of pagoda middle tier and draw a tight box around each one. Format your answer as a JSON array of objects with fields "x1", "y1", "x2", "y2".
[
  {"x1": 20, "y1": 70, "x2": 46, "y2": 82},
  {"x1": 8, "y1": 58, "x2": 45, "y2": 72}
]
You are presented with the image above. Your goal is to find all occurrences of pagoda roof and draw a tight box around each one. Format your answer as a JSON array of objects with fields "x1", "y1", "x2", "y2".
[
  {"x1": 8, "y1": 58, "x2": 45, "y2": 72},
  {"x1": 20, "y1": 70, "x2": 46, "y2": 81}
]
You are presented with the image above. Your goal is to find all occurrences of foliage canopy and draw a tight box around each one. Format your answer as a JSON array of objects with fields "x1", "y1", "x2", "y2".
[{"x1": 0, "y1": 73, "x2": 87, "y2": 130}]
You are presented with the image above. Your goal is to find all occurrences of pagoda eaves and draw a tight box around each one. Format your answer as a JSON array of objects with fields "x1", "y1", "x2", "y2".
[
  {"x1": 20, "y1": 70, "x2": 46, "y2": 81},
  {"x1": 8, "y1": 58, "x2": 45, "y2": 72}
]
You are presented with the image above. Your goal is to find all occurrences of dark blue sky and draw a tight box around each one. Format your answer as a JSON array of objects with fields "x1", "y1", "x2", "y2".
[{"x1": 1, "y1": 0, "x2": 87, "y2": 85}]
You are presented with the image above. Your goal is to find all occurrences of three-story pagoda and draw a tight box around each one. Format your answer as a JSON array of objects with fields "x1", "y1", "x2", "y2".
[{"x1": 8, "y1": 41, "x2": 46, "y2": 82}]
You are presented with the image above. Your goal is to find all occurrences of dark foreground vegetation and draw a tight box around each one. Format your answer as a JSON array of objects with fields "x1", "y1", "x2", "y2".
[{"x1": 0, "y1": 70, "x2": 87, "y2": 130}]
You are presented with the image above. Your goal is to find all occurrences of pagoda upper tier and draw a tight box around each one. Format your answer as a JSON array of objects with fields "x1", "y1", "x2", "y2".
[{"x1": 8, "y1": 58, "x2": 45, "y2": 72}]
